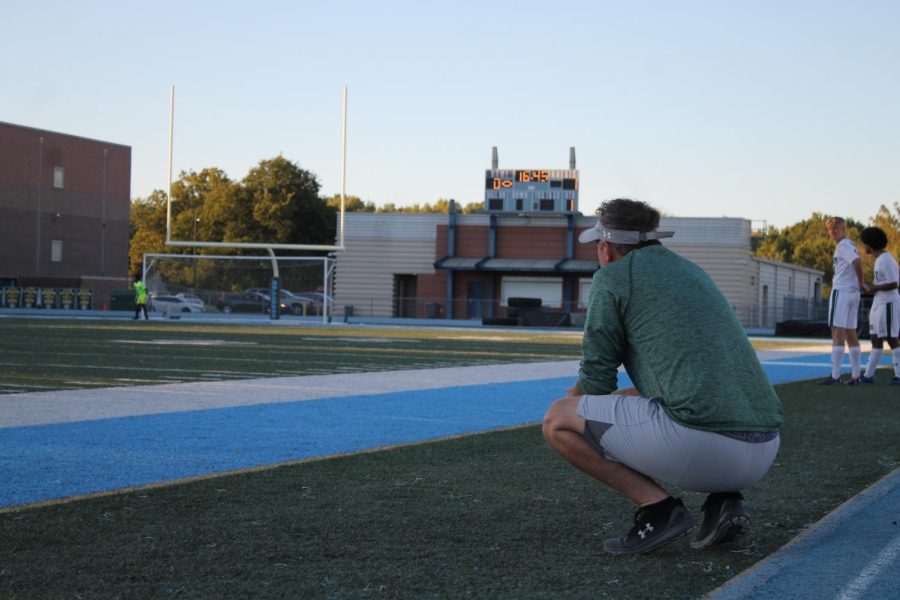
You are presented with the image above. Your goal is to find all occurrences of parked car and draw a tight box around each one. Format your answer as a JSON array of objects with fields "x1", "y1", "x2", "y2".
[
  {"x1": 279, "y1": 290, "x2": 316, "y2": 315},
  {"x1": 243, "y1": 287, "x2": 273, "y2": 300},
  {"x1": 292, "y1": 291, "x2": 334, "y2": 315},
  {"x1": 175, "y1": 293, "x2": 205, "y2": 310},
  {"x1": 150, "y1": 295, "x2": 205, "y2": 313},
  {"x1": 217, "y1": 292, "x2": 268, "y2": 314},
  {"x1": 241, "y1": 288, "x2": 315, "y2": 315}
]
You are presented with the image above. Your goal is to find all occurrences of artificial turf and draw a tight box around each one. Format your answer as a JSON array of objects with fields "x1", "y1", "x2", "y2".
[
  {"x1": 0, "y1": 317, "x2": 582, "y2": 394},
  {"x1": 2, "y1": 371, "x2": 898, "y2": 599}
]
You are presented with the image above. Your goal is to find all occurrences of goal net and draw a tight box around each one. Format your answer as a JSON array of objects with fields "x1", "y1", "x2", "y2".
[{"x1": 142, "y1": 253, "x2": 332, "y2": 320}]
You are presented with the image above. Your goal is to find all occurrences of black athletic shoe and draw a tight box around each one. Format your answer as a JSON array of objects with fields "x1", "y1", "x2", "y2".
[
  {"x1": 845, "y1": 377, "x2": 863, "y2": 386},
  {"x1": 690, "y1": 492, "x2": 751, "y2": 549},
  {"x1": 603, "y1": 497, "x2": 693, "y2": 555},
  {"x1": 820, "y1": 376, "x2": 842, "y2": 385}
]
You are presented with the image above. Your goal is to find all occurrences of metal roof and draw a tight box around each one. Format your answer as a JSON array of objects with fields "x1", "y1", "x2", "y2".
[{"x1": 434, "y1": 256, "x2": 599, "y2": 273}]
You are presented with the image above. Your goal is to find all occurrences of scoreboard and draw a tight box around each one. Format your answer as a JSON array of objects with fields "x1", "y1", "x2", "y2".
[{"x1": 484, "y1": 168, "x2": 579, "y2": 214}]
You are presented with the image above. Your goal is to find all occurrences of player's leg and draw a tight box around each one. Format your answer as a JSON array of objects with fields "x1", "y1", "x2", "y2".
[
  {"x1": 863, "y1": 337, "x2": 883, "y2": 382},
  {"x1": 845, "y1": 293, "x2": 863, "y2": 382},
  {"x1": 886, "y1": 299, "x2": 900, "y2": 383},
  {"x1": 543, "y1": 395, "x2": 692, "y2": 554},
  {"x1": 824, "y1": 326, "x2": 846, "y2": 383},
  {"x1": 543, "y1": 396, "x2": 668, "y2": 506},
  {"x1": 864, "y1": 302, "x2": 884, "y2": 382}
]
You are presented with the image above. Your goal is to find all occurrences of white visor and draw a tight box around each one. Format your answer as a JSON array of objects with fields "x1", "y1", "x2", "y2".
[{"x1": 578, "y1": 222, "x2": 675, "y2": 245}]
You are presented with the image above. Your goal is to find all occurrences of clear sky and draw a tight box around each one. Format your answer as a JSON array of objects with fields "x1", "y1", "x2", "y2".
[{"x1": 3, "y1": 1, "x2": 898, "y2": 229}]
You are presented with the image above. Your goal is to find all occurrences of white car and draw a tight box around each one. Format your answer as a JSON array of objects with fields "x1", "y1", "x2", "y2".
[
  {"x1": 175, "y1": 293, "x2": 206, "y2": 311},
  {"x1": 150, "y1": 295, "x2": 205, "y2": 313}
]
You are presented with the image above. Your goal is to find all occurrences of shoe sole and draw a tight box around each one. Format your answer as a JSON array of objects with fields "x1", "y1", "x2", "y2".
[{"x1": 690, "y1": 514, "x2": 751, "y2": 549}]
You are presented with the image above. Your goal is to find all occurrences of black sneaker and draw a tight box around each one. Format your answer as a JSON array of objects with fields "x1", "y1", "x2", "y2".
[
  {"x1": 845, "y1": 377, "x2": 863, "y2": 386},
  {"x1": 819, "y1": 376, "x2": 842, "y2": 385},
  {"x1": 690, "y1": 492, "x2": 751, "y2": 549},
  {"x1": 603, "y1": 497, "x2": 693, "y2": 555}
]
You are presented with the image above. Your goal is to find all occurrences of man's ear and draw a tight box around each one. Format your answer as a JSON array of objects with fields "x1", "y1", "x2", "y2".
[{"x1": 600, "y1": 241, "x2": 617, "y2": 264}]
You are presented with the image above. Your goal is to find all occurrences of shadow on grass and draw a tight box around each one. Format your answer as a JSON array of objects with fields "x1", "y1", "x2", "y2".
[{"x1": 2, "y1": 375, "x2": 898, "y2": 599}]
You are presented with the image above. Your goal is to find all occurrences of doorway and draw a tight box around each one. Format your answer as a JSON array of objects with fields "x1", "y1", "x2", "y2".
[{"x1": 394, "y1": 275, "x2": 417, "y2": 317}]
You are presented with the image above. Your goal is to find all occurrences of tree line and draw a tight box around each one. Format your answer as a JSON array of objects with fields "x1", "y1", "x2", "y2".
[
  {"x1": 753, "y1": 205, "x2": 900, "y2": 293},
  {"x1": 130, "y1": 155, "x2": 900, "y2": 298},
  {"x1": 129, "y1": 156, "x2": 482, "y2": 277}
]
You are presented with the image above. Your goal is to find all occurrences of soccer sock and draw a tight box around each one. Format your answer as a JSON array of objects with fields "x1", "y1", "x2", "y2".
[
  {"x1": 849, "y1": 347, "x2": 861, "y2": 379},
  {"x1": 831, "y1": 346, "x2": 845, "y2": 380},
  {"x1": 893, "y1": 347, "x2": 900, "y2": 378},
  {"x1": 865, "y1": 349, "x2": 883, "y2": 378}
]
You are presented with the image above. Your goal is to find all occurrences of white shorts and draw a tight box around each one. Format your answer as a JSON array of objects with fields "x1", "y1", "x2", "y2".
[
  {"x1": 828, "y1": 289, "x2": 860, "y2": 329},
  {"x1": 576, "y1": 394, "x2": 780, "y2": 493},
  {"x1": 869, "y1": 299, "x2": 900, "y2": 339}
]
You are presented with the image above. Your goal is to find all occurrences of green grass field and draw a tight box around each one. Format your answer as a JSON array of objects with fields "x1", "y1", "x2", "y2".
[
  {"x1": 1, "y1": 316, "x2": 898, "y2": 598},
  {"x1": 0, "y1": 318, "x2": 583, "y2": 394}
]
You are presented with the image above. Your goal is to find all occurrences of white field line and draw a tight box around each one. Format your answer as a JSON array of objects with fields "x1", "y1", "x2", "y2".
[
  {"x1": 835, "y1": 531, "x2": 900, "y2": 600},
  {"x1": 0, "y1": 360, "x2": 581, "y2": 428},
  {"x1": 0, "y1": 350, "x2": 827, "y2": 429}
]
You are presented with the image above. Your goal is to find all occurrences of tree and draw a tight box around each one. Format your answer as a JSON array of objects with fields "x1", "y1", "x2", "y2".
[
  {"x1": 128, "y1": 190, "x2": 169, "y2": 276},
  {"x1": 241, "y1": 156, "x2": 333, "y2": 246},
  {"x1": 754, "y1": 212, "x2": 866, "y2": 294},
  {"x1": 324, "y1": 194, "x2": 376, "y2": 212},
  {"x1": 374, "y1": 198, "x2": 481, "y2": 213},
  {"x1": 128, "y1": 157, "x2": 338, "y2": 293}
]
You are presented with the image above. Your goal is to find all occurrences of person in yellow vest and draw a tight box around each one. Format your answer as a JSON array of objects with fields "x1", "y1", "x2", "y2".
[{"x1": 133, "y1": 275, "x2": 149, "y2": 320}]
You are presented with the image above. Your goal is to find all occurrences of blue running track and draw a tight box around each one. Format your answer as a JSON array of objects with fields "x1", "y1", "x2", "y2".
[{"x1": 0, "y1": 351, "x2": 878, "y2": 509}]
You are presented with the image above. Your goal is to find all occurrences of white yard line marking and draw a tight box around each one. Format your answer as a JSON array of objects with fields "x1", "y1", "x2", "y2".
[
  {"x1": 0, "y1": 360, "x2": 581, "y2": 428},
  {"x1": 835, "y1": 531, "x2": 900, "y2": 600}
]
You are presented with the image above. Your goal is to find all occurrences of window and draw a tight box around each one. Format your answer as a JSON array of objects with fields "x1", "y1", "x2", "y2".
[
  {"x1": 51, "y1": 240, "x2": 63, "y2": 262},
  {"x1": 577, "y1": 277, "x2": 594, "y2": 308},
  {"x1": 53, "y1": 167, "x2": 64, "y2": 189},
  {"x1": 501, "y1": 276, "x2": 563, "y2": 308},
  {"x1": 515, "y1": 198, "x2": 523, "y2": 211},
  {"x1": 539, "y1": 199, "x2": 554, "y2": 211},
  {"x1": 488, "y1": 198, "x2": 503, "y2": 211}
]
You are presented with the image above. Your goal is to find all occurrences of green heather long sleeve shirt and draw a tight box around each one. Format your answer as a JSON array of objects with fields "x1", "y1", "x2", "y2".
[{"x1": 578, "y1": 245, "x2": 782, "y2": 432}]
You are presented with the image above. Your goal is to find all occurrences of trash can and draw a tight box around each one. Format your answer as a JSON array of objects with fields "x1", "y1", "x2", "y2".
[{"x1": 109, "y1": 290, "x2": 135, "y2": 311}]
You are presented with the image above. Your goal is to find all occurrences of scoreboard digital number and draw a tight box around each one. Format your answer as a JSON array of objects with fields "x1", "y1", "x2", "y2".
[{"x1": 486, "y1": 170, "x2": 578, "y2": 190}]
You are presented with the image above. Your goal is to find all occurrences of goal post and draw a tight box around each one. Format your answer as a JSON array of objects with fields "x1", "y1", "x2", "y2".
[{"x1": 141, "y1": 253, "x2": 333, "y2": 324}]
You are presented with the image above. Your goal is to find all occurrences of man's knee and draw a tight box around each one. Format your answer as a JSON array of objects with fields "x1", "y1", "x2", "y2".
[
  {"x1": 542, "y1": 398, "x2": 563, "y2": 442},
  {"x1": 542, "y1": 396, "x2": 580, "y2": 443}
]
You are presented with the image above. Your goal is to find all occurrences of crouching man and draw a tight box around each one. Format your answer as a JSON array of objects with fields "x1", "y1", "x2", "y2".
[{"x1": 543, "y1": 199, "x2": 782, "y2": 555}]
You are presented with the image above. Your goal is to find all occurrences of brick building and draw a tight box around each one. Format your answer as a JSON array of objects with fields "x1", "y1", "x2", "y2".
[{"x1": 0, "y1": 122, "x2": 131, "y2": 309}]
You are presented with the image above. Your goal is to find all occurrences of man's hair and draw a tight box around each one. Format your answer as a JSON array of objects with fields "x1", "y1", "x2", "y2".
[
  {"x1": 826, "y1": 216, "x2": 845, "y2": 228},
  {"x1": 598, "y1": 198, "x2": 662, "y2": 256},
  {"x1": 860, "y1": 226, "x2": 888, "y2": 251}
]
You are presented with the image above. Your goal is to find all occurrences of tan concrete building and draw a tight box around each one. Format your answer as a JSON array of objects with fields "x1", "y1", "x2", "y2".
[{"x1": 333, "y1": 210, "x2": 824, "y2": 328}]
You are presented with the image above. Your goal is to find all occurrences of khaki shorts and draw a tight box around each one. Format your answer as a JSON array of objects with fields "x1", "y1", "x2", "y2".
[{"x1": 577, "y1": 394, "x2": 780, "y2": 493}]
